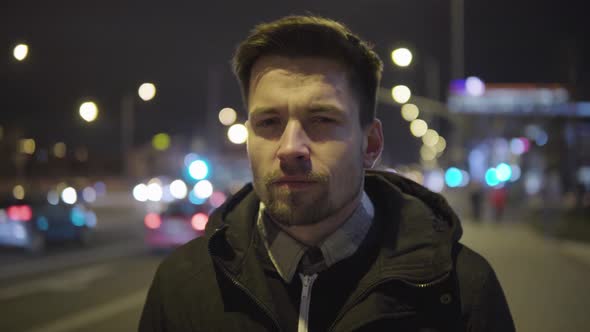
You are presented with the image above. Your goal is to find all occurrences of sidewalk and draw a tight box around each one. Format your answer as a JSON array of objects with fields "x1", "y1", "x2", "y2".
[
  {"x1": 458, "y1": 218, "x2": 590, "y2": 332},
  {"x1": 443, "y1": 189, "x2": 590, "y2": 267}
]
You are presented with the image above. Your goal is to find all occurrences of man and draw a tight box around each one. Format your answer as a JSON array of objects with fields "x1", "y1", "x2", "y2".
[{"x1": 140, "y1": 15, "x2": 515, "y2": 332}]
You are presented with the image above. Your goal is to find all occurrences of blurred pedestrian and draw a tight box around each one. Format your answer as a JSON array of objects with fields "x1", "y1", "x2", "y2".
[
  {"x1": 469, "y1": 181, "x2": 484, "y2": 222},
  {"x1": 140, "y1": 15, "x2": 514, "y2": 332},
  {"x1": 490, "y1": 186, "x2": 507, "y2": 222}
]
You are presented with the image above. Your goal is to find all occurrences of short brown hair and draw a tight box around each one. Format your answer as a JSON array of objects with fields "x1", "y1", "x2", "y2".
[{"x1": 232, "y1": 15, "x2": 383, "y2": 128}]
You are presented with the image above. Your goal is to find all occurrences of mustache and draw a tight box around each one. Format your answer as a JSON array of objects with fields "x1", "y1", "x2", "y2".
[{"x1": 263, "y1": 170, "x2": 329, "y2": 185}]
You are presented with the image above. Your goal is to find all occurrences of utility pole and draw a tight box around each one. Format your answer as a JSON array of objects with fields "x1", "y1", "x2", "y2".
[
  {"x1": 450, "y1": 0, "x2": 466, "y2": 164},
  {"x1": 121, "y1": 94, "x2": 134, "y2": 179},
  {"x1": 451, "y1": 0, "x2": 465, "y2": 80}
]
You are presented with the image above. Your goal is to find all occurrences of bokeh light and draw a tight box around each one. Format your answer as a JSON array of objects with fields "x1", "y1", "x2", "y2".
[
  {"x1": 61, "y1": 187, "x2": 78, "y2": 205},
  {"x1": 410, "y1": 119, "x2": 428, "y2": 137},
  {"x1": 13, "y1": 44, "x2": 29, "y2": 61},
  {"x1": 85, "y1": 211, "x2": 97, "y2": 227},
  {"x1": 191, "y1": 213, "x2": 209, "y2": 232},
  {"x1": 138, "y1": 83, "x2": 156, "y2": 101},
  {"x1": 13, "y1": 185, "x2": 25, "y2": 200},
  {"x1": 228, "y1": 124, "x2": 248, "y2": 144},
  {"x1": 422, "y1": 129, "x2": 440, "y2": 147},
  {"x1": 144, "y1": 213, "x2": 161, "y2": 229},
  {"x1": 79, "y1": 101, "x2": 98, "y2": 122},
  {"x1": 53, "y1": 142, "x2": 67, "y2": 158},
  {"x1": 391, "y1": 85, "x2": 412, "y2": 104},
  {"x1": 420, "y1": 145, "x2": 437, "y2": 161},
  {"x1": 133, "y1": 184, "x2": 148, "y2": 202},
  {"x1": 194, "y1": 180, "x2": 213, "y2": 199},
  {"x1": 496, "y1": 163, "x2": 512, "y2": 182},
  {"x1": 82, "y1": 187, "x2": 97, "y2": 203},
  {"x1": 424, "y1": 170, "x2": 445, "y2": 193},
  {"x1": 147, "y1": 182, "x2": 163, "y2": 202},
  {"x1": 70, "y1": 207, "x2": 86, "y2": 227},
  {"x1": 20, "y1": 138, "x2": 36, "y2": 155},
  {"x1": 510, "y1": 138, "x2": 526, "y2": 155},
  {"x1": 445, "y1": 167, "x2": 463, "y2": 188},
  {"x1": 401, "y1": 103, "x2": 419, "y2": 121},
  {"x1": 47, "y1": 190, "x2": 59, "y2": 205},
  {"x1": 466, "y1": 76, "x2": 485, "y2": 96},
  {"x1": 510, "y1": 164, "x2": 521, "y2": 182},
  {"x1": 170, "y1": 179, "x2": 188, "y2": 199},
  {"x1": 485, "y1": 168, "x2": 500, "y2": 187},
  {"x1": 391, "y1": 47, "x2": 413, "y2": 67},
  {"x1": 37, "y1": 216, "x2": 49, "y2": 231},
  {"x1": 218, "y1": 107, "x2": 237, "y2": 126},
  {"x1": 435, "y1": 136, "x2": 447, "y2": 153},
  {"x1": 152, "y1": 133, "x2": 171, "y2": 151},
  {"x1": 189, "y1": 160, "x2": 209, "y2": 180}
]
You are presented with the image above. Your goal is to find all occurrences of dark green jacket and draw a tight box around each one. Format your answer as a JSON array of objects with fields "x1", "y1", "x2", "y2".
[{"x1": 139, "y1": 170, "x2": 515, "y2": 331}]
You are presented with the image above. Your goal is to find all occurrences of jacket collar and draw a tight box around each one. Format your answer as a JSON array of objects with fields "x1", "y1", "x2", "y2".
[{"x1": 207, "y1": 169, "x2": 463, "y2": 285}]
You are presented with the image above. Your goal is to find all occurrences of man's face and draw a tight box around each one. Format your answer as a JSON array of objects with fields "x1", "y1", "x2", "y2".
[{"x1": 246, "y1": 55, "x2": 377, "y2": 226}]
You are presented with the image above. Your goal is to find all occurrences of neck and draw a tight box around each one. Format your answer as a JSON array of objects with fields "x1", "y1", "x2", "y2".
[{"x1": 273, "y1": 190, "x2": 363, "y2": 246}]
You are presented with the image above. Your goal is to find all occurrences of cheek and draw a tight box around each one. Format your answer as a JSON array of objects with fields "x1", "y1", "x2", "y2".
[
  {"x1": 315, "y1": 140, "x2": 363, "y2": 176},
  {"x1": 247, "y1": 138, "x2": 277, "y2": 172}
]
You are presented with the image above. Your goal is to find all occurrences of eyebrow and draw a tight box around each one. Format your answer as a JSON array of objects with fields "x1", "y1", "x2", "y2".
[
  {"x1": 249, "y1": 104, "x2": 346, "y2": 118},
  {"x1": 249, "y1": 107, "x2": 280, "y2": 118},
  {"x1": 307, "y1": 104, "x2": 345, "y2": 115}
]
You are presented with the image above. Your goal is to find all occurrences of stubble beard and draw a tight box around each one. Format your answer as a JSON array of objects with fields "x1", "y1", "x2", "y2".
[
  {"x1": 265, "y1": 181, "x2": 330, "y2": 226},
  {"x1": 254, "y1": 168, "x2": 363, "y2": 227}
]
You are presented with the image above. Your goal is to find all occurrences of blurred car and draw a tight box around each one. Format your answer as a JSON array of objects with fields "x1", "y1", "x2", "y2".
[
  {"x1": 144, "y1": 200, "x2": 211, "y2": 250},
  {"x1": 0, "y1": 196, "x2": 97, "y2": 253}
]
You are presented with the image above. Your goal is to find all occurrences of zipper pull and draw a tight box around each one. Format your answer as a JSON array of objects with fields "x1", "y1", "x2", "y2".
[{"x1": 301, "y1": 276, "x2": 310, "y2": 298}]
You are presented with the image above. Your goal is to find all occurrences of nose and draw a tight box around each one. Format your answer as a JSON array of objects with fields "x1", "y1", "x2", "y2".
[{"x1": 277, "y1": 120, "x2": 311, "y2": 172}]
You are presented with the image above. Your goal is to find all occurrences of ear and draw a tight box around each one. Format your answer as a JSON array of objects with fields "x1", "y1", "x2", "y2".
[{"x1": 362, "y1": 119, "x2": 383, "y2": 168}]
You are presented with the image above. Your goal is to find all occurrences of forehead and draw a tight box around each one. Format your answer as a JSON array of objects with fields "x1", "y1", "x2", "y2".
[{"x1": 248, "y1": 56, "x2": 354, "y2": 108}]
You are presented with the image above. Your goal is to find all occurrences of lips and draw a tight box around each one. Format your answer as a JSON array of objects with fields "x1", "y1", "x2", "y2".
[{"x1": 271, "y1": 177, "x2": 317, "y2": 189}]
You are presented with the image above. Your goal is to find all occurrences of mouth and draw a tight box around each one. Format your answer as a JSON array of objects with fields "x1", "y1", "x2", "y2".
[{"x1": 271, "y1": 179, "x2": 318, "y2": 189}]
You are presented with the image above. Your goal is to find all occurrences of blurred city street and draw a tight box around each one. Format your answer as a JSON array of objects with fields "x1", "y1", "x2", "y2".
[
  {"x1": 1, "y1": 1, "x2": 588, "y2": 331},
  {"x1": 0, "y1": 192, "x2": 588, "y2": 332}
]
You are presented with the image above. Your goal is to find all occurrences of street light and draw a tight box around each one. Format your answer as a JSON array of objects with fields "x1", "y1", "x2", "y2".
[
  {"x1": 391, "y1": 47, "x2": 413, "y2": 67},
  {"x1": 13, "y1": 44, "x2": 29, "y2": 61},
  {"x1": 227, "y1": 123, "x2": 248, "y2": 144},
  {"x1": 121, "y1": 83, "x2": 157, "y2": 176},
  {"x1": 410, "y1": 119, "x2": 428, "y2": 137},
  {"x1": 391, "y1": 85, "x2": 412, "y2": 104},
  {"x1": 138, "y1": 83, "x2": 156, "y2": 101},
  {"x1": 79, "y1": 101, "x2": 98, "y2": 122},
  {"x1": 401, "y1": 103, "x2": 419, "y2": 121},
  {"x1": 218, "y1": 107, "x2": 237, "y2": 126}
]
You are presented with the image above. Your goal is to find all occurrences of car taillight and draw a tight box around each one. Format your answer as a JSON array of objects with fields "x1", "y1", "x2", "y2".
[
  {"x1": 144, "y1": 213, "x2": 161, "y2": 229},
  {"x1": 7, "y1": 205, "x2": 32, "y2": 222},
  {"x1": 191, "y1": 213, "x2": 208, "y2": 231}
]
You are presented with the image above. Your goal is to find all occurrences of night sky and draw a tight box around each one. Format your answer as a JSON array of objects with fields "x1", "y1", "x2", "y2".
[{"x1": 1, "y1": 0, "x2": 587, "y2": 165}]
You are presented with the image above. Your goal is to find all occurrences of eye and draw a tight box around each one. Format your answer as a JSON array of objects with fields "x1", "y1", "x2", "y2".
[
  {"x1": 256, "y1": 118, "x2": 281, "y2": 127},
  {"x1": 312, "y1": 117, "x2": 336, "y2": 124}
]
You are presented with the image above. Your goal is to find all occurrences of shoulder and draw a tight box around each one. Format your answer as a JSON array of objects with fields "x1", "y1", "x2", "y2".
[
  {"x1": 154, "y1": 236, "x2": 216, "y2": 293},
  {"x1": 453, "y1": 245, "x2": 516, "y2": 330},
  {"x1": 454, "y1": 243, "x2": 495, "y2": 278},
  {"x1": 453, "y1": 243, "x2": 505, "y2": 312}
]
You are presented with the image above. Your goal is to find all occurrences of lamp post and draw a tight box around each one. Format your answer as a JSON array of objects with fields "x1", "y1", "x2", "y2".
[{"x1": 121, "y1": 83, "x2": 157, "y2": 177}]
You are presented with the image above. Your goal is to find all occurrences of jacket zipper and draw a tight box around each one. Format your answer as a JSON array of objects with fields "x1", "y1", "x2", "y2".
[
  {"x1": 327, "y1": 271, "x2": 451, "y2": 331},
  {"x1": 208, "y1": 228, "x2": 283, "y2": 332},
  {"x1": 297, "y1": 273, "x2": 318, "y2": 332}
]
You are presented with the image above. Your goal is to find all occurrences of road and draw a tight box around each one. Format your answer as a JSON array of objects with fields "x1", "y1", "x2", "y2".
[{"x1": 1, "y1": 202, "x2": 589, "y2": 331}]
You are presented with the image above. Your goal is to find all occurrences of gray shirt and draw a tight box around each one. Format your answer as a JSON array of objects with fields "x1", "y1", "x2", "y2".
[{"x1": 256, "y1": 191, "x2": 375, "y2": 283}]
